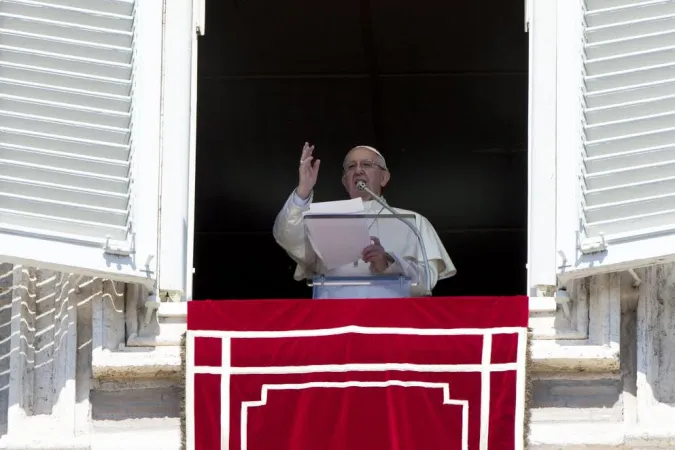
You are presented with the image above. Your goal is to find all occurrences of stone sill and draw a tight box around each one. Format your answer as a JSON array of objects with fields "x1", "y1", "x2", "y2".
[
  {"x1": 531, "y1": 341, "x2": 619, "y2": 372},
  {"x1": 529, "y1": 296, "x2": 557, "y2": 313},
  {"x1": 156, "y1": 301, "x2": 187, "y2": 318},
  {"x1": 530, "y1": 423, "x2": 675, "y2": 448},
  {"x1": 91, "y1": 418, "x2": 181, "y2": 450},
  {"x1": 94, "y1": 340, "x2": 618, "y2": 380},
  {"x1": 0, "y1": 437, "x2": 89, "y2": 450},
  {"x1": 0, "y1": 419, "x2": 181, "y2": 450},
  {"x1": 154, "y1": 298, "x2": 557, "y2": 313},
  {"x1": 127, "y1": 332, "x2": 184, "y2": 347},
  {"x1": 130, "y1": 298, "x2": 556, "y2": 347},
  {"x1": 92, "y1": 346, "x2": 181, "y2": 380}
]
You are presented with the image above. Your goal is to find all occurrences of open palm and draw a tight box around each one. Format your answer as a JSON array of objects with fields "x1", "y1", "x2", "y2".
[{"x1": 297, "y1": 142, "x2": 320, "y2": 199}]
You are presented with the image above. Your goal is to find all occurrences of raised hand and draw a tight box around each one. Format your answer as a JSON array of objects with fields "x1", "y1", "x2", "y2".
[{"x1": 296, "y1": 142, "x2": 320, "y2": 199}]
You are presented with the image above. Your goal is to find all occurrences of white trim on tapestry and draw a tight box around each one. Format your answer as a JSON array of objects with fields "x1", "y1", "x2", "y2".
[
  {"x1": 186, "y1": 333, "x2": 196, "y2": 450},
  {"x1": 193, "y1": 362, "x2": 518, "y2": 375},
  {"x1": 480, "y1": 334, "x2": 492, "y2": 450},
  {"x1": 240, "y1": 382, "x2": 468, "y2": 450},
  {"x1": 514, "y1": 328, "x2": 527, "y2": 449},
  {"x1": 221, "y1": 337, "x2": 231, "y2": 450},
  {"x1": 189, "y1": 326, "x2": 525, "y2": 339}
]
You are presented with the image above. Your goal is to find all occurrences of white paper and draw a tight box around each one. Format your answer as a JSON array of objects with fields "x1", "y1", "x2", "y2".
[{"x1": 303, "y1": 198, "x2": 372, "y2": 270}]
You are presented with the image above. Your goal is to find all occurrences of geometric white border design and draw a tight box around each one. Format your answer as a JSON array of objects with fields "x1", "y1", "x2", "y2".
[
  {"x1": 241, "y1": 381, "x2": 468, "y2": 450},
  {"x1": 186, "y1": 326, "x2": 527, "y2": 450}
]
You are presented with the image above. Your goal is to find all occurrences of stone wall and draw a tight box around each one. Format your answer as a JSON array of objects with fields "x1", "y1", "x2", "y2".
[
  {"x1": 1, "y1": 263, "x2": 675, "y2": 448},
  {"x1": 0, "y1": 264, "x2": 181, "y2": 450}
]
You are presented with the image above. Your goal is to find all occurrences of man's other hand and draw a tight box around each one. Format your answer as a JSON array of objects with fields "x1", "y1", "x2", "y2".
[
  {"x1": 297, "y1": 142, "x2": 320, "y2": 199},
  {"x1": 362, "y1": 236, "x2": 393, "y2": 273}
]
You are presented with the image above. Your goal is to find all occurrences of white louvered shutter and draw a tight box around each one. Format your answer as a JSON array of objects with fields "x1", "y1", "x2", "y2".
[
  {"x1": 0, "y1": 0, "x2": 163, "y2": 286},
  {"x1": 556, "y1": 0, "x2": 675, "y2": 279}
]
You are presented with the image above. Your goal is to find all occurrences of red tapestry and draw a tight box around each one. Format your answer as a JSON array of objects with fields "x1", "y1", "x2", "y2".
[{"x1": 186, "y1": 296, "x2": 529, "y2": 450}]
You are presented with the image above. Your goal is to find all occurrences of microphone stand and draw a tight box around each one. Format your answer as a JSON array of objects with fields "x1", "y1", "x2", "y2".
[{"x1": 356, "y1": 182, "x2": 432, "y2": 296}]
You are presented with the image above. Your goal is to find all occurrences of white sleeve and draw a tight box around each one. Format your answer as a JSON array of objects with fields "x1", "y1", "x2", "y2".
[
  {"x1": 273, "y1": 190, "x2": 316, "y2": 268},
  {"x1": 291, "y1": 191, "x2": 310, "y2": 207}
]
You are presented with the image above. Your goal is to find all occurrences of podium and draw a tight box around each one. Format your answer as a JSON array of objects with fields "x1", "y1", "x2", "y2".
[
  {"x1": 311, "y1": 275, "x2": 413, "y2": 299},
  {"x1": 302, "y1": 212, "x2": 424, "y2": 298}
]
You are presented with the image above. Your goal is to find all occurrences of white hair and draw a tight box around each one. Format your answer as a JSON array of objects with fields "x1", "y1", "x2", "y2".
[{"x1": 344, "y1": 145, "x2": 388, "y2": 170}]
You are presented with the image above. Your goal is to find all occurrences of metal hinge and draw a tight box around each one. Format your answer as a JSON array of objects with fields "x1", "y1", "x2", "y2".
[
  {"x1": 579, "y1": 234, "x2": 608, "y2": 255},
  {"x1": 143, "y1": 289, "x2": 183, "y2": 325},
  {"x1": 102, "y1": 233, "x2": 135, "y2": 257},
  {"x1": 195, "y1": 0, "x2": 205, "y2": 36},
  {"x1": 524, "y1": 0, "x2": 533, "y2": 32}
]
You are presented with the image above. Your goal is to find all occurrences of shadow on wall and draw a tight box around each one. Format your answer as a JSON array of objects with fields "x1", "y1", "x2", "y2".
[
  {"x1": 0, "y1": 266, "x2": 102, "y2": 438},
  {"x1": 0, "y1": 263, "x2": 11, "y2": 438}
]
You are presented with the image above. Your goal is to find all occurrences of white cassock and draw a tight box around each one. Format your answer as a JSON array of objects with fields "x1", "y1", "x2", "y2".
[{"x1": 273, "y1": 190, "x2": 456, "y2": 298}]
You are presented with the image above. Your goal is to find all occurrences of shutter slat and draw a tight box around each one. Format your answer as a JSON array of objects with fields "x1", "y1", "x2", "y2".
[
  {"x1": 36, "y1": 0, "x2": 134, "y2": 16},
  {"x1": 587, "y1": 15, "x2": 675, "y2": 42},
  {"x1": 585, "y1": 176, "x2": 675, "y2": 204},
  {"x1": 586, "y1": 192, "x2": 675, "y2": 223},
  {"x1": 586, "y1": 1, "x2": 675, "y2": 28},
  {"x1": 586, "y1": 127, "x2": 675, "y2": 156},
  {"x1": 0, "y1": 14, "x2": 133, "y2": 46},
  {"x1": 0, "y1": 129, "x2": 128, "y2": 160},
  {"x1": 0, "y1": 48, "x2": 131, "y2": 79},
  {"x1": 0, "y1": 79, "x2": 130, "y2": 112},
  {"x1": 0, "y1": 94, "x2": 131, "y2": 130},
  {"x1": 586, "y1": 84, "x2": 675, "y2": 110},
  {"x1": 586, "y1": 31, "x2": 675, "y2": 60},
  {"x1": 585, "y1": 145, "x2": 675, "y2": 172},
  {"x1": 0, "y1": 160, "x2": 129, "y2": 193},
  {"x1": 581, "y1": 0, "x2": 675, "y2": 239},
  {"x1": 0, "y1": 96, "x2": 130, "y2": 128},
  {"x1": 586, "y1": 95, "x2": 675, "y2": 125},
  {"x1": 586, "y1": 64, "x2": 675, "y2": 92},
  {"x1": 586, "y1": 46, "x2": 675, "y2": 76},
  {"x1": 1, "y1": 1, "x2": 133, "y2": 31},
  {"x1": 0, "y1": 208, "x2": 127, "y2": 240},
  {"x1": 0, "y1": 64, "x2": 131, "y2": 95},
  {"x1": 588, "y1": 0, "x2": 649, "y2": 10},
  {"x1": 586, "y1": 159, "x2": 675, "y2": 189},
  {"x1": 586, "y1": 111, "x2": 675, "y2": 141},
  {"x1": 0, "y1": 145, "x2": 129, "y2": 177},
  {"x1": 585, "y1": 208, "x2": 675, "y2": 237},
  {"x1": 0, "y1": 193, "x2": 127, "y2": 226},
  {"x1": 0, "y1": 176, "x2": 128, "y2": 210},
  {"x1": 0, "y1": 30, "x2": 131, "y2": 63},
  {"x1": 0, "y1": 111, "x2": 129, "y2": 144}
]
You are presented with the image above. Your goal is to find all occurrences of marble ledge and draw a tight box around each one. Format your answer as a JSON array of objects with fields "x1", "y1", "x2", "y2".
[
  {"x1": 0, "y1": 436, "x2": 90, "y2": 450},
  {"x1": 92, "y1": 346, "x2": 182, "y2": 380},
  {"x1": 0, "y1": 418, "x2": 181, "y2": 450},
  {"x1": 530, "y1": 423, "x2": 675, "y2": 449},
  {"x1": 0, "y1": 416, "x2": 90, "y2": 450},
  {"x1": 152, "y1": 297, "x2": 554, "y2": 315},
  {"x1": 91, "y1": 340, "x2": 619, "y2": 380},
  {"x1": 531, "y1": 341, "x2": 619, "y2": 372}
]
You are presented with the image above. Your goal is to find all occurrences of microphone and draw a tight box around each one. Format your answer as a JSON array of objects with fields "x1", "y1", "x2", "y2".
[{"x1": 355, "y1": 181, "x2": 432, "y2": 296}]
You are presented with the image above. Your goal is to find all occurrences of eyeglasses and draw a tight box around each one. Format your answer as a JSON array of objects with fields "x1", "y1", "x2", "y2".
[{"x1": 343, "y1": 160, "x2": 386, "y2": 173}]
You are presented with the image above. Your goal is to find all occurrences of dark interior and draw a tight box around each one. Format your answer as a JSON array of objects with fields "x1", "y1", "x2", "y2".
[{"x1": 193, "y1": 0, "x2": 528, "y2": 300}]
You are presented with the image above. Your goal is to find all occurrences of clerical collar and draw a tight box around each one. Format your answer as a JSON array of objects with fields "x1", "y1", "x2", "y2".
[{"x1": 363, "y1": 197, "x2": 387, "y2": 210}]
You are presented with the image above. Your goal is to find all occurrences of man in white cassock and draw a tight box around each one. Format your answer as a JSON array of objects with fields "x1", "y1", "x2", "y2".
[{"x1": 273, "y1": 143, "x2": 456, "y2": 298}]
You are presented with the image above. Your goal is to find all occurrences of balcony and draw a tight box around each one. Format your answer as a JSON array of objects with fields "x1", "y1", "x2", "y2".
[{"x1": 1, "y1": 263, "x2": 674, "y2": 448}]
